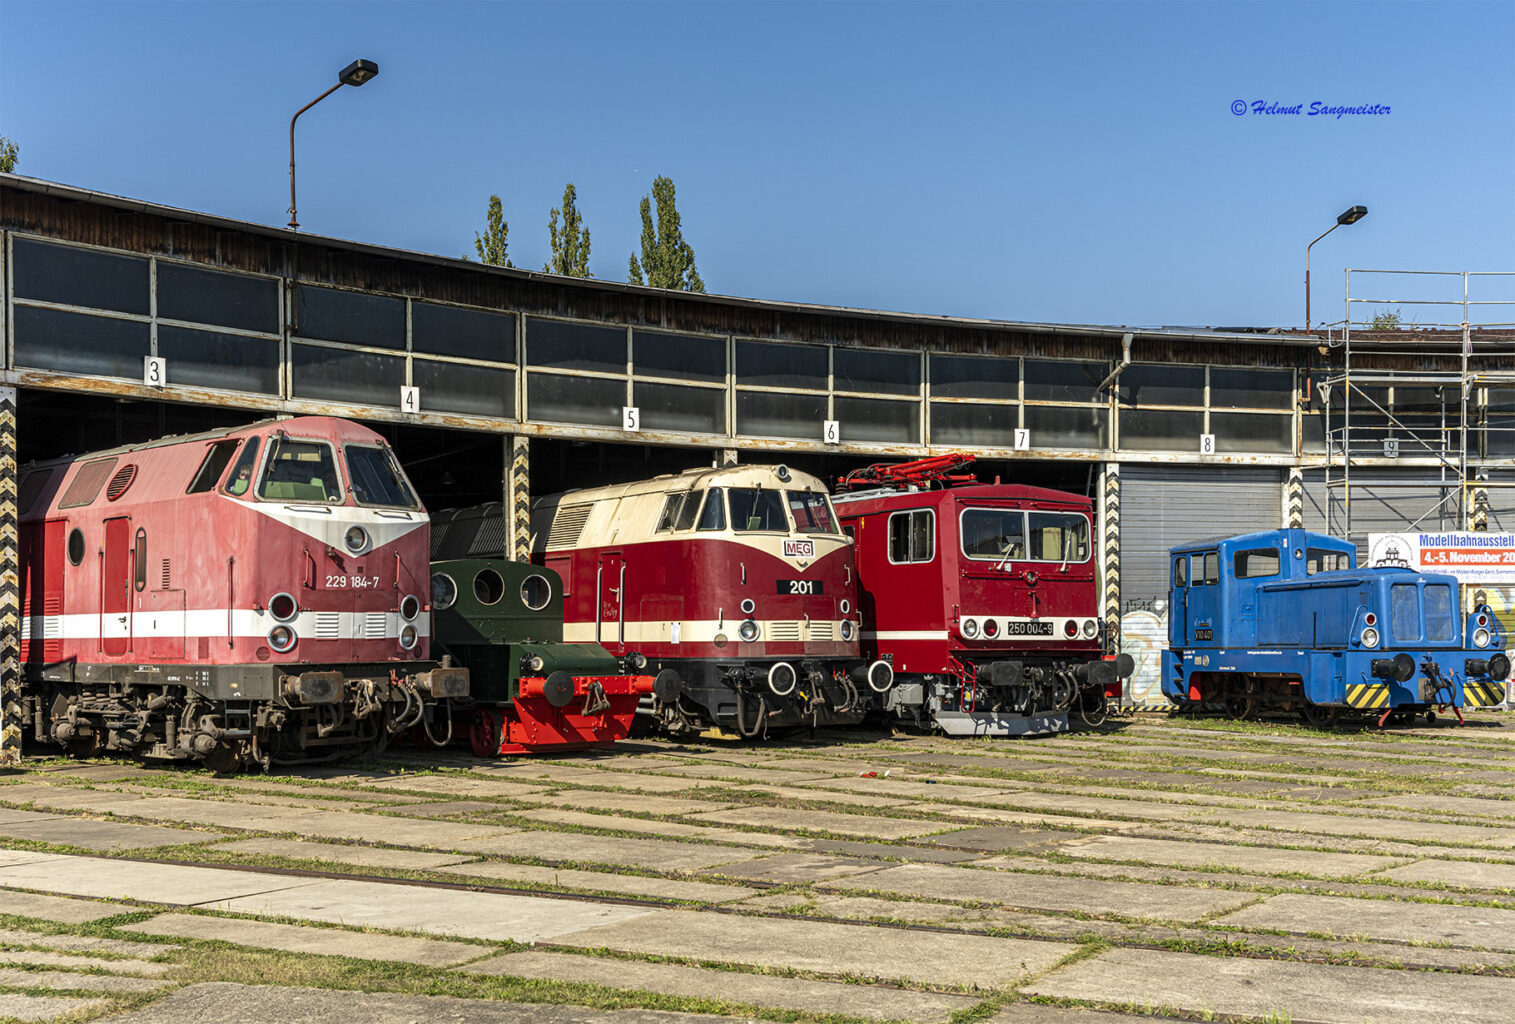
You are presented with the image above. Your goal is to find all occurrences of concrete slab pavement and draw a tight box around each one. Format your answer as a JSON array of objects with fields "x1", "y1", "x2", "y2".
[
  {"x1": 123, "y1": 913, "x2": 486, "y2": 966},
  {"x1": 1217, "y1": 891, "x2": 1515, "y2": 951}
]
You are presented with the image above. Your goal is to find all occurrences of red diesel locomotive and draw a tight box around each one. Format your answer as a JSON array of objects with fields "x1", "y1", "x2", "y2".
[
  {"x1": 530, "y1": 464, "x2": 893, "y2": 736},
  {"x1": 833, "y1": 454, "x2": 1131, "y2": 736},
  {"x1": 18, "y1": 416, "x2": 467, "y2": 771}
]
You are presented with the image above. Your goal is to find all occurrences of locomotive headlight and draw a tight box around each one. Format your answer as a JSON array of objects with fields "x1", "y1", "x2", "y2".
[
  {"x1": 1081, "y1": 618, "x2": 1098, "y2": 638},
  {"x1": 399, "y1": 624, "x2": 419, "y2": 650},
  {"x1": 983, "y1": 618, "x2": 1000, "y2": 638},
  {"x1": 268, "y1": 625, "x2": 297, "y2": 653},
  {"x1": 840, "y1": 619, "x2": 856, "y2": 642},
  {"x1": 524, "y1": 654, "x2": 545, "y2": 673},
  {"x1": 399, "y1": 595, "x2": 420, "y2": 621},
  {"x1": 739, "y1": 619, "x2": 760, "y2": 642},
  {"x1": 1474, "y1": 627, "x2": 1492, "y2": 649},
  {"x1": 344, "y1": 525, "x2": 369, "y2": 553},
  {"x1": 1361, "y1": 626, "x2": 1380, "y2": 649},
  {"x1": 740, "y1": 598, "x2": 756, "y2": 615},
  {"x1": 1063, "y1": 620, "x2": 1078, "y2": 638},
  {"x1": 962, "y1": 618, "x2": 979, "y2": 639},
  {"x1": 269, "y1": 592, "x2": 298, "y2": 623}
]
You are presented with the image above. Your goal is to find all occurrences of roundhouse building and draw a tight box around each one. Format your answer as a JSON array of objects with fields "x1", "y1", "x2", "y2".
[{"x1": 1, "y1": 172, "x2": 1505, "y2": 710}]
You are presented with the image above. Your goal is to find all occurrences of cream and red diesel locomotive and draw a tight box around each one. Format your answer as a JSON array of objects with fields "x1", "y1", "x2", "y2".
[
  {"x1": 833, "y1": 454, "x2": 1132, "y2": 736},
  {"x1": 18, "y1": 416, "x2": 466, "y2": 771},
  {"x1": 528, "y1": 464, "x2": 893, "y2": 736}
]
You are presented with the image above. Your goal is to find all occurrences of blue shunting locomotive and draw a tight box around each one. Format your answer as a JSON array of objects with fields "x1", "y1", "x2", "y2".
[{"x1": 1161, "y1": 529, "x2": 1510, "y2": 725}]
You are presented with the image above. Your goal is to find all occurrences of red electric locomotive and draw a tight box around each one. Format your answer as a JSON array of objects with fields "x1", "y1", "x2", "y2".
[
  {"x1": 833, "y1": 454, "x2": 1131, "y2": 736},
  {"x1": 18, "y1": 416, "x2": 467, "y2": 771},
  {"x1": 530, "y1": 464, "x2": 893, "y2": 737}
]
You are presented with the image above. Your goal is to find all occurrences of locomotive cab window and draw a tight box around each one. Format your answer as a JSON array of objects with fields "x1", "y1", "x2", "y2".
[
  {"x1": 1173, "y1": 556, "x2": 1188, "y2": 587},
  {"x1": 222, "y1": 437, "x2": 261, "y2": 497},
  {"x1": 186, "y1": 440, "x2": 240, "y2": 494},
  {"x1": 258, "y1": 437, "x2": 342, "y2": 504},
  {"x1": 674, "y1": 491, "x2": 702, "y2": 531},
  {"x1": 1027, "y1": 512, "x2": 1089, "y2": 563},
  {"x1": 729, "y1": 488, "x2": 788, "y2": 532},
  {"x1": 344, "y1": 445, "x2": 420, "y2": 509},
  {"x1": 788, "y1": 491, "x2": 838, "y2": 534},
  {"x1": 961, "y1": 508, "x2": 1025, "y2": 560},
  {"x1": 1391, "y1": 583, "x2": 1420, "y2": 642},
  {"x1": 1425, "y1": 584, "x2": 1455, "y2": 642},
  {"x1": 655, "y1": 493, "x2": 687, "y2": 532},
  {"x1": 1200, "y1": 551, "x2": 1219, "y2": 585},
  {"x1": 888, "y1": 509, "x2": 935, "y2": 564},
  {"x1": 1234, "y1": 548, "x2": 1280, "y2": 578},
  {"x1": 696, "y1": 488, "x2": 726, "y2": 531},
  {"x1": 1306, "y1": 549, "x2": 1350, "y2": 575}
]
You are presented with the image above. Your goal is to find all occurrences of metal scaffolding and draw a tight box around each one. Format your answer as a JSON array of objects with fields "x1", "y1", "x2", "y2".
[{"x1": 1322, "y1": 269, "x2": 1515, "y2": 537}]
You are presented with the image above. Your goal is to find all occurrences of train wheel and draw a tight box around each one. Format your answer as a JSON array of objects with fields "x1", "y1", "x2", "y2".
[
  {"x1": 66, "y1": 730, "x2": 105, "y2": 760},
  {"x1": 201, "y1": 741, "x2": 245, "y2": 776},
  {"x1": 1222, "y1": 694, "x2": 1253, "y2": 720},
  {"x1": 470, "y1": 709, "x2": 502, "y2": 758},
  {"x1": 1425, "y1": 709, "x2": 1438, "y2": 725},
  {"x1": 1299, "y1": 703, "x2": 1339, "y2": 729}
]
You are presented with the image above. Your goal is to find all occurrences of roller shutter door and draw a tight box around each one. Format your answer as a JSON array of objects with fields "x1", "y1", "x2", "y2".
[{"x1": 1118, "y1": 466, "x2": 1282, "y2": 705}]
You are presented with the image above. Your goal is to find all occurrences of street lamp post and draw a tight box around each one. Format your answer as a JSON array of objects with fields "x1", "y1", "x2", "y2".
[
  {"x1": 288, "y1": 59, "x2": 379, "y2": 230},
  {"x1": 1306, "y1": 205, "x2": 1367, "y2": 331}
]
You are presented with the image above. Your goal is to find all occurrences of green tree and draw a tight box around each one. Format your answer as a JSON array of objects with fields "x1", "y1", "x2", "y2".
[
  {"x1": 1369, "y1": 309, "x2": 1402, "y2": 330},
  {"x1": 544, "y1": 183, "x2": 592, "y2": 277},
  {"x1": 0, "y1": 136, "x2": 18, "y2": 173},
  {"x1": 627, "y1": 175, "x2": 704, "y2": 292},
  {"x1": 473, "y1": 194, "x2": 512, "y2": 267}
]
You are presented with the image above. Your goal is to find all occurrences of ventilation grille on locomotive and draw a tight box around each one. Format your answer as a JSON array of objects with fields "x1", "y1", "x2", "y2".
[
  {"x1": 313, "y1": 613, "x2": 342, "y2": 640},
  {"x1": 548, "y1": 504, "x2": 593, "y2": 548},
  {"x1": 806, "y1": 621, "x2": 836, "y2": 641},
  {"x1": 361, "y1": 612, "x2": 388, "y2": 639},
  {"x1": 767, "y1": 621, "x2": 802, "y2": 642}
]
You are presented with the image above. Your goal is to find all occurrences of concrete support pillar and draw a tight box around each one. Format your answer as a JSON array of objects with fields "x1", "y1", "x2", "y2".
[
  {"x1": 1470, "y1": 471, "x2": 1489, "y2": 531},
  {"x1": 1099, "y1": 463, "x2": 1120, "y2": 653},
  {"x1": 508, "y1": 435, "x2": 531, "y2": 562},
  {"x1": 1285, "y1": 467, "x2": 1304, "y2": 529},
  {"x1": 0, "y1": 388, "x2": 19, "y2": 763}
]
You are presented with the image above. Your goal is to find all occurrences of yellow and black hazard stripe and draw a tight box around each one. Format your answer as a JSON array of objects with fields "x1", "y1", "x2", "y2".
[
  {"x1": 1462, "y1": 679, "x2": 1506, "y2": 707},
  {"x1": 1344, "y1": 682, "x2": 1391, "y2": 710}
]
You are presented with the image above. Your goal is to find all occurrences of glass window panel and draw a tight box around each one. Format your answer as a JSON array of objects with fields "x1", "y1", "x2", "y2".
[
  {"x1": 1117, "y1": 364, "x2": 1203, "y2": 407},
  {"x1": 344, "y1": 445, "x2": 420, "y2": 509},
  {"x1": 787, "y1": 491, "x2": 838, "y2": 534},
  {"x1": 735, "y1": 340, "x2": 827, "y2": 390},
  {"x1": 156, "y1": 263, "x2": 278, "y2": 333},
  {"x1": 1202, "y1": 552, "x2": 1219, "y2": 585},
  {"x1": 736, "y1": 390, "x2": 827, "y2": 439},
  {"x1": 13, "y1": 307, "x2": 149, "y2": 379},
  {"x1": 1024, "y1": 404, "x2": 1108, "y2": 448},
  {"x1": 697, "y1": 488, "x2": 726, "y2": 531},
  {"x1": 187, "y1": 441, "x2": 240, "y2": 495},
  {"x1": 526, "y1": 318, "x2": 625, "y2": 373},
  {"x1": 728, "y1": 488, "x2": 789, "y2": 531},
  {"x1": 674, "y1": 491, "x2": 702, "y2": 531},
  {"x1": 930, "y1": 353, "x2": 1018, "y2": 399},
  {"x1": 295, "y1": 285, "x2": 405, "y2": 348},
  {"x1": 910, "y1": 510, "x2": 934, "y2": 562},
  {"x1": 833, "y1": 396, "x2": 918, "y2": 444},
  {"x1": 633, "y1": 330, "x2": 725, "y2": 382},
  {"x1": 655, "y1": 494, "x2": 684, "y2": 532},
  {"x1": 961, "y1": 508, "x2": 1025, "y2": 560},
  {"x1": 1173, "y1": 556, "x2": 1188, "y2": 587},
  {"x1": 1234, "y1": 548, "x2": 1281, "y2": 578},
  {"x1": 223, "y1": 437, "x2": 260, "y2": 497},
  {"x1": 1425, "y1": 584, "x2": 1455, "y2": 642},
  {"x1": 12, "y1": 238, "x2": 148, "y2": 314},
  {"x1": 1209, "y1": 368, "x2": 1294, "y2": 410},
  {"x1": 258, "y1": 438, "x2": 342, "y2": 504},
  {"x1": 930, "y1": 402, "x2": 1017, "y2": 447},
  {"x1": 633, "y1": 381, "x2": 725, "y2": 434},
  {"x1": 1120, "y1": 408, "x2": 1205, "y2": 450},
  {"x1": 291, "y1": 343, "x2": 405, "y2": 407},
  {"x1": 158, "y1": 325, "x2": 279, "y2": 394},
  {"x1": 413, "y1": 302, "x2": 515, "y2": 361},
  {"x1": 526, "y1": 372, "x2": 624, "y2": 427},
  {"x1": 1302, "y1": 410, "x2": 1328, "y2": 454},
  {"x1": 1023, "y1": 358, "x2": 1103, "y2": 403},
  {"x1": 1211, "y1": 412, "x2": 1294, "y2": 453},
  {"x1": 833, "y1": 348, "x2": 920, "y2": 396},
  {"x1": 412, "y1": 359, "x2": 515, "y2": 419},
  {"x1": 1306, "y1": 548, "x2": 1350, "y2": 574},
  {"x1": 1027, "y1": 512, "x2": 1090, "y2": 562},
  {"x1": 1391, "y1": 583, "x2": 1420, "y2": 643}
]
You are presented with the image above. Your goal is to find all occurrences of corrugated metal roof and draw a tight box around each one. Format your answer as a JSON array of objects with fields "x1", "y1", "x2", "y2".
[{"x1": 0, "y1": 172, "x2": 1323, "y2": 348}]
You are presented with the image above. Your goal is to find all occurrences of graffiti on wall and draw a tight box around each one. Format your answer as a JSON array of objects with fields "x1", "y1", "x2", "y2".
[{"x1": 1119, "y1": 597, "x2": 1169, "y2": 705}]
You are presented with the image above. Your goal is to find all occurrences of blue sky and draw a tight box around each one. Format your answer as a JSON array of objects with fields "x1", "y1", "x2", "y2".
[{"x1": 1, "y1": 0, "x2": 1511, "y2": 328}]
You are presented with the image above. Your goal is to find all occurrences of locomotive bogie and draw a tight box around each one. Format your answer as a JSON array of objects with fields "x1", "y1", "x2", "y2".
[{"x1": 1162, "y1": 529, "x2": 1509, "y2": 722}]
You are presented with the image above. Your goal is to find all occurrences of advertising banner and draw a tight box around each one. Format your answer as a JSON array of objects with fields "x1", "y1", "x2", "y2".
[{"x1": 1366, "y1": 532, "x2": 1515, "y2": 584}]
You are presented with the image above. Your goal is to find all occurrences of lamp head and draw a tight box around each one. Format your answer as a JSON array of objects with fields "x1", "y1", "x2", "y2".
[
  {"x1": 1336, "y1": 205, "x2": 1367, "y2": 226},
  {"x1": 339, "y1": 59, "x2": 379, "y2": 87}
]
